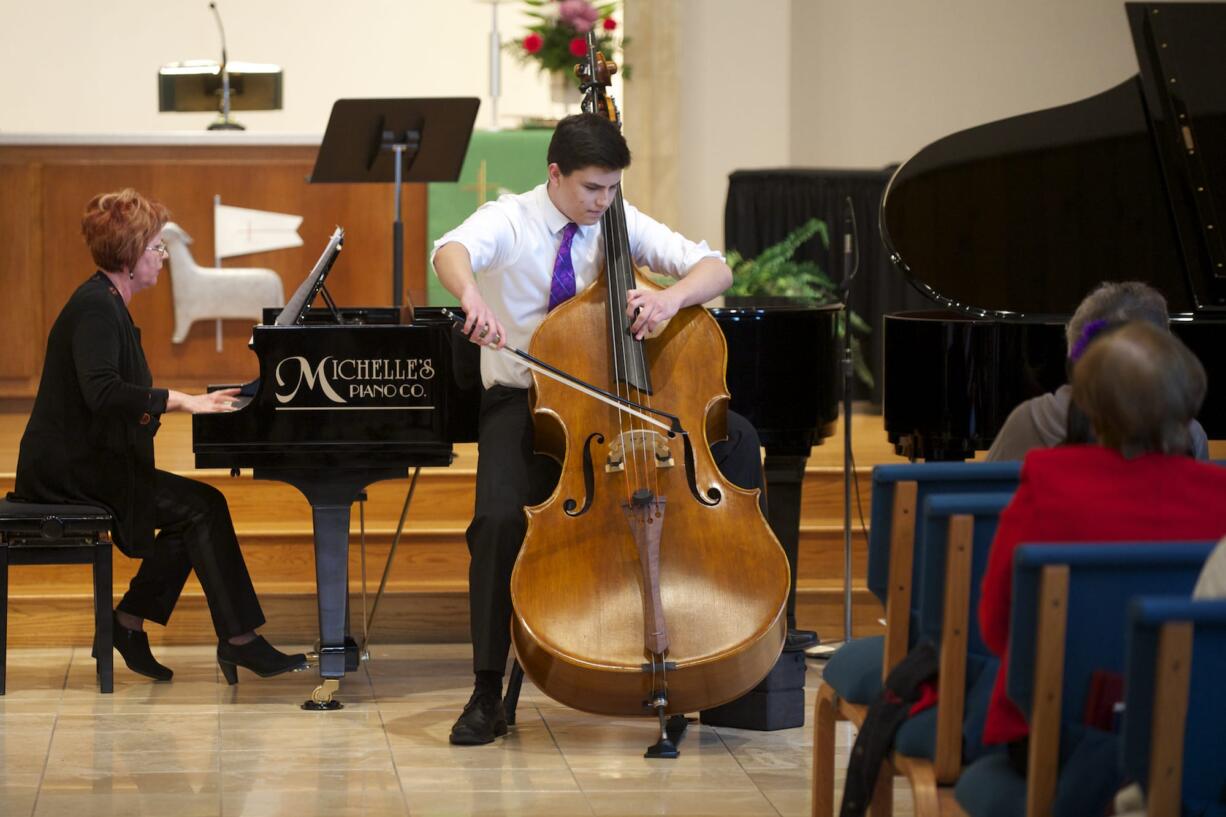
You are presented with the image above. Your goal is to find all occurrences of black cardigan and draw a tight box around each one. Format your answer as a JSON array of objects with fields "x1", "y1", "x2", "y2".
[{"x1": 12, "y1": 273, "x2": 169, "y2": 556}]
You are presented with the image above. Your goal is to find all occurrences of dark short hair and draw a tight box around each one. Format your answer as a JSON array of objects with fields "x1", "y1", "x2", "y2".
[
  {"x1": 1072, "y1": 320, "x2": 1206, "y2": 457},
  {"x1": 547, "y1": 113, "x2": 631, "y2": 175},
  {"x1": 81, "y1": 189, "x2": 170, "y2": 273}
]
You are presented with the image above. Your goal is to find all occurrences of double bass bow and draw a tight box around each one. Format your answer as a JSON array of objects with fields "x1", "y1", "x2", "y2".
[{"x1": 507, "y1": 35, "x2": 790, "y2": 747}]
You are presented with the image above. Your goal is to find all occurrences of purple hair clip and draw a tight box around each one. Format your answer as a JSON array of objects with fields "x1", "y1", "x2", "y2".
[{"x1": 1068, "y1": 318, "x2": 1110, "y2": 362}]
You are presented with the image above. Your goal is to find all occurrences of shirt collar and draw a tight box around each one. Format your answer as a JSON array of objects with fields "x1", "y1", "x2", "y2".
[{"x1": 537, "y1": 184, "x2": 596, "y2": 238}]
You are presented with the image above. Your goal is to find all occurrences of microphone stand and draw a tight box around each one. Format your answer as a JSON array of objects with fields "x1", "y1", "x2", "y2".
[
  {"x1": 476, "y1": 0, "x2": 506, "y2": 130},
  {"x1": 808, "y1": 198, "x2": 859, "y2": 658},
  {"x1": 208, "y1": 2, "x2": 243, "y2": 131}
]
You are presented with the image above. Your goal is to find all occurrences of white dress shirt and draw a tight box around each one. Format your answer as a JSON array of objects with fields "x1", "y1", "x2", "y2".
[{"x1": 432, "y1": 183, "x2": 722, "y2": 389}]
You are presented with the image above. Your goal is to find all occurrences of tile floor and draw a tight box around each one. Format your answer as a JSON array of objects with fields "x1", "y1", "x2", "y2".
[{"x1": 0, "y1": 644, "x2": 915, "y2": 817}]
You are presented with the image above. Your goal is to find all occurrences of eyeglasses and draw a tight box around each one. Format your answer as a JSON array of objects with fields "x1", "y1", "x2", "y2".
[{"x1": 145, "y1": 243, "x2": 168, "y2": 257}]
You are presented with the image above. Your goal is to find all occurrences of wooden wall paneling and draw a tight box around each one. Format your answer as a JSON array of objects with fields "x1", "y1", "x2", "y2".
[
  {"x1": 0, "y1": 141, "x2": 428, "y2": 397},
  {"x1": 0, "y1": 161, "x2": 44, "y2": 388},
  {"x1": 306, "y1": 180, "x2": 430, "y2": 309}
]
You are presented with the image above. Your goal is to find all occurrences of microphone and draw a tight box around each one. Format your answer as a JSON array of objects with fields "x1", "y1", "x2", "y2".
[
  {"x1": 842, "y1": 196, "x2": 856, "y2": 291},
  {"x1": 206, "y1": 2, "x2": 243, "y2": 130},
  {"x1": 208, "y1": 2, "x2": 228, "y2": 69}
]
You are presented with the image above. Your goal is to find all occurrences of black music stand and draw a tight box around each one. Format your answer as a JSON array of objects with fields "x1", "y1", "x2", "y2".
[{"x1": 309, "y1": 98, "x2": 480, "y2": 307}]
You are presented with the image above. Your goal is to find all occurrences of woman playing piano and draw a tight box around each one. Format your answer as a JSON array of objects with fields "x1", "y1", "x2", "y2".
[{"x1": 9, "y1": 188, "x2": 305, "y2": 684}]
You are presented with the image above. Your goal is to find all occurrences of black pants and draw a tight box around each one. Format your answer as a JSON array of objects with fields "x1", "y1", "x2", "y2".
[
  {"x1": 467, "y1": 385, "x2": 767, "y2": 674},
  {"x1": 116, "y1": 469, "x2": 265, "y2": 640},
  {"x1": 1007, "y1": 738, "x2": 1029, "y2": 775}
]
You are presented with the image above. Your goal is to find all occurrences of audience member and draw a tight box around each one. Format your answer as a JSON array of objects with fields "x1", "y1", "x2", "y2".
[
  {"x1": 1194, "y1": 535, "x2": 1226, "y2": 598},
  {"x1": 977, "y1": 321, "x2": 1226, "y2": 765},
  {"x1": 986, "y1": 281, "x2": 1209, "y2": 461}
]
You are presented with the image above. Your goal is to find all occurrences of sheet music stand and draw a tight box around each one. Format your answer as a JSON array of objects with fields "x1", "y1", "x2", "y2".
[{"x1": 309, "y1": 98, "x2": 480, "y2": 307}]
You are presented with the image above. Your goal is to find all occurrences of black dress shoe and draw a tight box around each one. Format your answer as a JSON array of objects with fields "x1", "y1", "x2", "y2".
[
  {"x1": 449, "y1": 689, "x2": 508, "y2": 745},
  {"x1": 110, "y1": 611, "x2": 173, "y2": 681},
  {"x1": 784, "y1": 628, "x2": 820, "y2": 652},
  {"x1": 216, "y1": 636, "x2": 308, "y2": 685}
]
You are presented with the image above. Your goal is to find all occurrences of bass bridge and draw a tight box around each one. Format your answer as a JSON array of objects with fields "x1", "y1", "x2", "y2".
[{"x1": 605, "y1": 429, "x2": 674, "y2": 473}]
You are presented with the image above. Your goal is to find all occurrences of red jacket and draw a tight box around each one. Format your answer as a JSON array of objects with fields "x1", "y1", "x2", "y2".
[{"x1": 978, "y1": 446, "x2": 1226, "y2": 745}]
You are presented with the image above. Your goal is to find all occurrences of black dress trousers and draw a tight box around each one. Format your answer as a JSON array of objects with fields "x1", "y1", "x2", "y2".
[
  {"x1": 116, "y1": 469, "x2": 265, "y2": 640},
  {"x1": 466, "y1": 385, "x2": 767, "y2": 674}
]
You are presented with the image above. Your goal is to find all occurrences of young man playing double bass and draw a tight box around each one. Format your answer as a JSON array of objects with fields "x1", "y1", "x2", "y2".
[{"x1": 432, "y1": 113, "x2": 767, "y2": 745}]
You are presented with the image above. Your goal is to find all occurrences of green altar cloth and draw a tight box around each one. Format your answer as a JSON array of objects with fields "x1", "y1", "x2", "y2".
[{"x1": 426, "y1": 128, "x2": 552, "y2": 305}]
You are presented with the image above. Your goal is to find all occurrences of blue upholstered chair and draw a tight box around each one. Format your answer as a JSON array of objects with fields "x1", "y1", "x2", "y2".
[
  {"x1": 812, "y1": 462, "x2": 1018, "y2": 817},
  {"x1": 825, "y1": 462, "x2": 1020, "y2": 706},
  {"x1": 954, "y1": 542, "x2": 1216, "y2": 817},
  {"x1": 893, "y1": 493, "x2": 1012, "y2": 778},
  {"x1": 1121, "y1": 596, "x2": 1226, "y2": 817}
]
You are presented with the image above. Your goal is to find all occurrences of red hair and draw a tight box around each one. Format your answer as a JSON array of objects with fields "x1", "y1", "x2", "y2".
[{"x1": 80, "y1": 189, "x2": 170, "y2": 273}]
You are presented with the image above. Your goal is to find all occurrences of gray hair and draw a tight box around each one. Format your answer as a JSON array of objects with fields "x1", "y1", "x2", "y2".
[
  {"x1": 1072, "y1": 321, "x2": 1206, "y2": 458},
  {"x1": 1066, "y1": 281, "x2": 1169, "y2": 351}
]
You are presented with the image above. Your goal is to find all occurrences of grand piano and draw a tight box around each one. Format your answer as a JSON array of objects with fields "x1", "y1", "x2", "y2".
[
  {"x1": 193, "y1": 231, "x2": 481, "y2": 707},
  {"x1": 882, "y1": 1, "x2": 1226, "y2": 460}
]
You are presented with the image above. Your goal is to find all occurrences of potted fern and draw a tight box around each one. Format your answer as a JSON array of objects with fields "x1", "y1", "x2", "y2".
[{"x1": 723, "y1": 218, "x2": 873, "y2": 388}]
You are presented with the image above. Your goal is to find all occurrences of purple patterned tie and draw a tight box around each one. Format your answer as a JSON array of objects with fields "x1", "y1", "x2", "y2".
[{"x1": 548, "y1": 222, "x2": 579, "y2": 311}]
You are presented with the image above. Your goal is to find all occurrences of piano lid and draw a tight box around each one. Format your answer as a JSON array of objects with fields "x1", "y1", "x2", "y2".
[
  {"x1": 881, "y1": 1, "x2": 1226, "y2": 319},
  {"x1": 1131, "y1": 2, "x2": 1226, "y2": 311}
]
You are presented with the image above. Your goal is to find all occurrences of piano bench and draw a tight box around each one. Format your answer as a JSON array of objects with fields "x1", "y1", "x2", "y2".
[{"x1": 0, "y1": 499, "x2": 114, "y2": 695}]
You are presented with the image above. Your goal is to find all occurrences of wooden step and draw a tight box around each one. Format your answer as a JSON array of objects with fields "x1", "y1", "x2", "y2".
[
  {"x1": 3, "y1": 523, "x2": 869, "y2": 595},
  {"x1": 3, "y1": 584, "x2": 884, "y2": 647},
  {"x1": 0, "y1": 465, "x2": 876, "y2": 530}
]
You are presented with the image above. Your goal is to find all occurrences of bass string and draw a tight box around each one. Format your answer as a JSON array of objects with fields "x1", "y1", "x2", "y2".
[
  {"x1": 606, "y1": 191, "x2": 656, "y2": 507},
  {"x1": 590, "y1": 77, "x2": 657, "y2": 512},
  {"x1": 608, "y1": 189, "x2": 662, "y2": 510},
  {"x1": 601, "y1": 199, "x2": 639, "y2": 507}
]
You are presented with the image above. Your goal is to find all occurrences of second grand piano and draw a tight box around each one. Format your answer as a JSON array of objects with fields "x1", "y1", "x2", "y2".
[{"x1": 881, "y1": 1, "x2": 1226, "y2": 460}]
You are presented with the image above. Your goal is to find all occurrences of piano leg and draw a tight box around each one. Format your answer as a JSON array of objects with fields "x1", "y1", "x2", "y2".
[
  {"x1": 259, "y1": 467, "x2": 406, "y2": 711},
  {"x1": 311, "y1": 502, "x2": 352, "y2": 686},
  {"x1": 763, "y1": 454, "x2": 809, "y2": 636},
  {"x1": 344, "y1": 623, "x2": 360, "y2": 670}
]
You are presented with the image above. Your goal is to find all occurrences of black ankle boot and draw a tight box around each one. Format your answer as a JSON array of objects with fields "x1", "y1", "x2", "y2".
[
  {"x1": 784, "y1": 628, "x2": 820, "y2": 652},
  {"x1": 216, "y1": 636, "x2": 308, "y2": 685},
  {"x1": 111, "y1": 611, "x2": 173, "y2": 681},
  {"x1": 449, "y1": 685, "x2": 508, "y2": 746}
]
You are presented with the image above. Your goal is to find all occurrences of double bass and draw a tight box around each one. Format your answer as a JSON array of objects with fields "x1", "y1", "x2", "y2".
[{"x1": 507, "y1": 39, "x2": 790, "y2": 742}]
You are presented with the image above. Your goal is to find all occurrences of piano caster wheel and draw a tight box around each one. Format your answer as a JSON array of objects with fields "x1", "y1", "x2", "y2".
[{"x1": 302, "y1": 678, "x2": 343, "y2": 711}]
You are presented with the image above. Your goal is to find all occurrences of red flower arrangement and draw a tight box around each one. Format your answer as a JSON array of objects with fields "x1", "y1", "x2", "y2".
[{"x1": 514, "y1": 0, "x2": 629, "y2": 79}]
